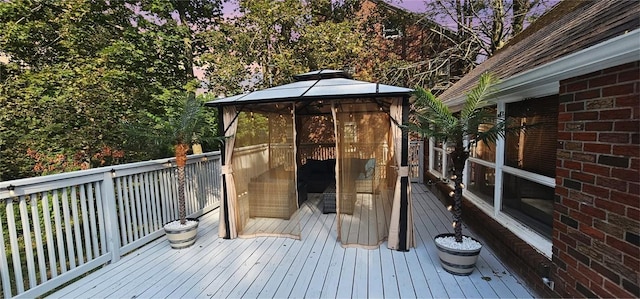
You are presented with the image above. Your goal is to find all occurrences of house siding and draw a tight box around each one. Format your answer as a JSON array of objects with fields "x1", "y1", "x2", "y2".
[{"x1": 554, "y1": 61, "x2": 640, "y2": 298}]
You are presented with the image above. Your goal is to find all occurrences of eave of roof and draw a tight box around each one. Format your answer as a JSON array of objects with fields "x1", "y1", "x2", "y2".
[{"x1": 439, "y1": 0, "x2": 640, "y2": 110}]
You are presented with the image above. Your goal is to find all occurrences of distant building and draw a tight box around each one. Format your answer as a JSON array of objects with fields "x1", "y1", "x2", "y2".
[{"x1": 355, "y1": 0, "x2": 464, "y2": 92}]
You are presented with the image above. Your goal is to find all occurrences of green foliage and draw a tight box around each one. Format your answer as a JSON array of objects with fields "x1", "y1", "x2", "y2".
[
  {"x1": 0, "y1": 0, "x2": 462, "y2": 181},
  {"x1": 201, "y1": 0, "x2": 380, "y2": 93},
  {"x1": 0, "y1": 0, "x2": 223, "y2": 180},
  {"x1": 126, "y1": 93, "x2": 220, "y2": 158},
  {"x1": 410, "y1": 73, "x2": 502, "y2": 151}
]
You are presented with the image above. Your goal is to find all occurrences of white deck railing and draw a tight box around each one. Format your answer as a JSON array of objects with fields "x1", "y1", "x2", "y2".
[{"x1": 0, "y1": 152, "x2": 222, "y2": 298}]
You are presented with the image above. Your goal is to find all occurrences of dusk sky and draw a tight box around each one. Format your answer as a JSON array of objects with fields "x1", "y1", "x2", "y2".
[{"x1": 391, "y1": 0, "x2": 428, "y2": 12}]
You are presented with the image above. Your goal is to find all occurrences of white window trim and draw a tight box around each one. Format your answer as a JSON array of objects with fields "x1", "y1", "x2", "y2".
[
  {"x1": 463, "y1": 190, "x2": 553, "y2": 258},
  {"x1": 502, "y1": 165, "x2": 555, "y2": 187}
]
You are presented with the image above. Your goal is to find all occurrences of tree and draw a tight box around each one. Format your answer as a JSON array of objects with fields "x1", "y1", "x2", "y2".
[
  {"x1": 201, "y1": 0, "x2": 370, "y2": 94},
  {"x1": 0, "y1": 0, "x2": 159, "y2": 179},
  {"x1": 409, "y1": 73, "x2": 511, "y2": 242},
  {"x1": 405, "y1": 0, "x2": 557, "y2": 90},
  {"x1": 0, "y1": 0, "x2": 224, "y2": 180}
]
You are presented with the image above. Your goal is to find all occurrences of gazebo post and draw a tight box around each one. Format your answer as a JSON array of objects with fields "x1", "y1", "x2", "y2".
[
  {"x1": 399, "y1": 96, "x2": 411, "y2": 251},
  {"x1": 217, "y1": 106, "x2": 231, "y2": 239}
]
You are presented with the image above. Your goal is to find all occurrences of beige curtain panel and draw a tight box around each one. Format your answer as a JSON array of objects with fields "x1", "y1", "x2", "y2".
[
  {"x1": 388, "y1": 98, "x2": 415, "y2": 250},
  {"x1": 219, "y1": 106, "x2": 239, "y2": 239}
]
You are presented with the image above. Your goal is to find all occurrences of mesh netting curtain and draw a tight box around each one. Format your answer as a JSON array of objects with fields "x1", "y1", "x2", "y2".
[
  {"x1": 331, "y1": 102, "x2": 394, "y2": 248},
  {"x1": 231, "y1": 106, "x2": 300, "y2": 238},
  {"x1": 233, "y1": 106, "x2": 300, "y2": 238}
]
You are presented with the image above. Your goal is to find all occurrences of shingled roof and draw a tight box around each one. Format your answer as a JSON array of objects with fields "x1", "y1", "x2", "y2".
[{"x1": 439, "y1": 0, "x2": 640, "y2": 109}]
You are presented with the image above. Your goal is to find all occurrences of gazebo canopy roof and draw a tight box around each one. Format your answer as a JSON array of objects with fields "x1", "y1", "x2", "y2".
[{"x1": 205, "y1": 70, "x2": 413, "y2": 108}]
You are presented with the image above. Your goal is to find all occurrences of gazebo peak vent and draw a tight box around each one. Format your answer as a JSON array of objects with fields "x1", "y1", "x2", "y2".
[{"x1": 293, "y1": 69, "x2": 351, "y2": 81}]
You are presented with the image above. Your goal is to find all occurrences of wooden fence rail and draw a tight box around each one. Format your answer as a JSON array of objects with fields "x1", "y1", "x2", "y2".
[{"x1": 0, "y1": 152, "x2": 222, "y2": 298}]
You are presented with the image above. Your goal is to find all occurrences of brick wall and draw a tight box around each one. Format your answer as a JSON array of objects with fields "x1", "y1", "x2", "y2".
[{"x1": 555, "y1": 61, "x2": 640, "y2": 298}]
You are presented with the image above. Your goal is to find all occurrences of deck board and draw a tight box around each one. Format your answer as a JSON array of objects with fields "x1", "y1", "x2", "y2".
[{"x1": 51, "y1": 183, "x2": 537, "y2": 299}]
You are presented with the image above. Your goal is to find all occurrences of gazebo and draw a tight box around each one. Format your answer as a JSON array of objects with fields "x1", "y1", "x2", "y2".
[{"x1": 206, "y1": 70, "x2": 414, "y2": 251}]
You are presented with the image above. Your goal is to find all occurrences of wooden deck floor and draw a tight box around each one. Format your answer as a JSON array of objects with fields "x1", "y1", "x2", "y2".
[{"x1": 51, "y1": 183, "x2": 535, "y2": 298}]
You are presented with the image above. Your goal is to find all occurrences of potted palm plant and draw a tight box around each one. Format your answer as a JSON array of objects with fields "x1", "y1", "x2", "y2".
[
  {"x1": 149, "y1": 93, "x2": 205, "y2": 249},
  {"x1": 410, "y1": 73, "x2": 510, "y2": 275}
]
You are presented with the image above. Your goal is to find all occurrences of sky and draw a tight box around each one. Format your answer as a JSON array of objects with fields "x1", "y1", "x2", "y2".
[{"x1": 390, "y1": 0, "x2": 428, "y2": 12}]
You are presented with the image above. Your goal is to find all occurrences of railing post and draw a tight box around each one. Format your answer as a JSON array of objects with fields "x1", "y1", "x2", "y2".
[{"x1": 101, "y1": 171, "x2": 121, "y2": 263}]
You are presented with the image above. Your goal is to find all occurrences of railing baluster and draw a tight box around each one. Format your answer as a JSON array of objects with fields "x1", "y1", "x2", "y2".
[
  {"x1": 70, "y1": 186, "x2": 84, "y2": 266},
  {"x1": 19, "y1": 195, "x2": 37, "y2": 288},
  {"x1": 120, "y1": 177, "x2": 133, "y2": 244},
  {"x1": 52, "y1": 190, "x2": 67, "y2": 273},
  {"x1": 30, "y1": 194, "x2": 48, "y2": 284},
  {"x1": 61, "y1": 188, "x2": 76, "y2": 269},
  {"x1": 0, "y1": 205, "x2": 12, "y2": 298},
  {"x1": 115, "y1": 177, "x2": 128, "y2": 246},
  {"x1": 158, "y1": 170, "x2": 168, "y2": 225},
  {"x1": 126, "y1": 175, "x2": 139, "y2": 241},
  {"x1": 7, "y1": 198, "x2": 24, "y2": 293},
  {"x1": 185, "y1": 164, "x2": 193, "y2": 214},
  {"x1": 41, "y1": 192, "x2": 58, "y2": 278},
  {"x1": 79, "y1": 184, "x2": 93, "y2": 261},
  {"x1": 149, "y1": 171, "x2": 161, "y2": 231},
  {"x1": 132, "y1": 174, "x2": 144, "y2": 238},
  {"x1": 167, "y1": 169, "x2": 177, "y2": 221},
  {"x1": 94, "y1": 182, "x2": 107, "y2": 256},
  {"x1": 142, "y1": 173, "x2": 153, "y2": 232},
  {"x1": 87, "y1": 183, "x2": 100, "y2": 257}
]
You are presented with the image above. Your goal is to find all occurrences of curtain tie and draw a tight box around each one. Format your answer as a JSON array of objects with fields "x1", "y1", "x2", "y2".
[
  {"x1": 221, "y1": 165, "x2": 234, "y2": 175},
  {"x1": 398, "y1": 166, "x2": 410, "y2": 177}
]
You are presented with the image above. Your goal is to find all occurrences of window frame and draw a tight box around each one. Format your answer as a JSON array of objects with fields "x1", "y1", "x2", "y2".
[{"x1": 427, "y1": 100, "x2": 555, "y2": 258}]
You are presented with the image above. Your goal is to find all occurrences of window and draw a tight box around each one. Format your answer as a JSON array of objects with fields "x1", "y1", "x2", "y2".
[
  {"x1": 429, "y1": 139, "x2": 453, "y2": 182},
  {"x1": 468, "y1": 106, "x2": 497, "y2": 205},
  {"x1": 383, "y1": 21, "x2": 402, "y2": 39},
  {"x1": 501, "y1": 95, "x2": 558, "y2": 237},
  {"x1": 502, "y1": 173, "x2": 554, "y2": 237},
  {"x1": 344, "y1": 122, "x2": 357, "y2": 143},
  {"x1": 468, "y1": 162, "x2": 495, "y2": 205},
  {"x1": 427, "y1": 97, "x2": 558, "y2": 250},
  {"x1": 505, "y1": 96, "x2": 558, "y2": 177}
]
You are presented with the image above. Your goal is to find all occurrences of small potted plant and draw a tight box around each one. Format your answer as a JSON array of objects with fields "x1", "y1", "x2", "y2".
[{"x1": 410, "y1": 73, "x2": 511, "y2": 275}]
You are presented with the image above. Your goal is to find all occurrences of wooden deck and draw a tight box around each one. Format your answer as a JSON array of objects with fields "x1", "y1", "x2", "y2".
[{"x1": 51, "y1": 184, "x2": 535, "y2": 298}]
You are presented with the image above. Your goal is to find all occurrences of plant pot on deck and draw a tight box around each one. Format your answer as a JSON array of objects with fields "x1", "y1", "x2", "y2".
[
  {"x1": 434, "y1": 233, "x2": 482, "y2": 275},
  {"x1": 164, "y1": 218, "x2": 199, "y2": 249}
]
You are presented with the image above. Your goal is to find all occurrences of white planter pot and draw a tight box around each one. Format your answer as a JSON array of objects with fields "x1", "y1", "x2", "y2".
[
  {"x1": 434, "y1": 233, "x2": 482, "y2": 275},
  {"x1": 164, "y1": 218, "x2": 199, "y2": 249}
]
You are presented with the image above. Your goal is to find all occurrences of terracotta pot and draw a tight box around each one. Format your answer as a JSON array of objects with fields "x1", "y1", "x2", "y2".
[
  {"x1": 164, "y1": 218, "x2": 199, "y2": 249},
  {"x1": 434, "y1": 233, "x2": 482, "y2": 275}
]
